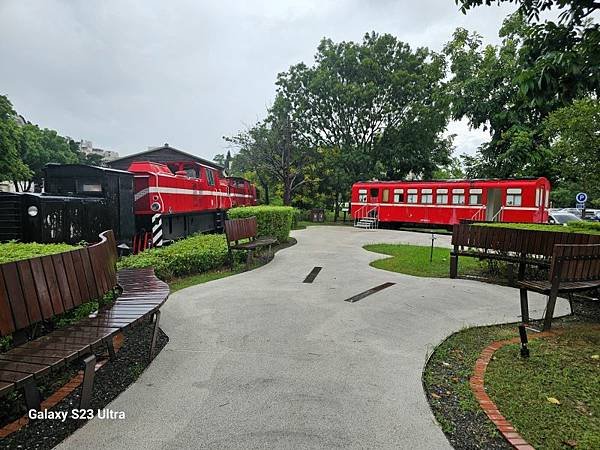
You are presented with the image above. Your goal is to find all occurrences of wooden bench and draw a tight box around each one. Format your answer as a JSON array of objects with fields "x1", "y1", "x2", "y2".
[
  {"x1": 518, "y1": 244, "x2": 600, "y2": 330},
  {"x1": 224, "y1": 217, "x2": 277, "y2": 267},
  {"x1": 0, "y1": 230, "x2": 169, "y2": 412},
  {"x1": 450, "y1": 222, "x2": 600, "y2": 282}
]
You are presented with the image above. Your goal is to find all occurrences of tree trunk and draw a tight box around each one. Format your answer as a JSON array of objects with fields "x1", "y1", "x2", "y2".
[
  {"x1": 334, "y1": 190, "x2": 340, "y2": 222},
  {"x1": 283, "y1": 177, "x2": 292, "y2": 206},
  {"x1": 262, "y1": 183, "x2": 270, "y2": 205}
]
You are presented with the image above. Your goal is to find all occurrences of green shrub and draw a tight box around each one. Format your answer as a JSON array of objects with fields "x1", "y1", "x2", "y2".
[
  {"x1": 118, "y1": 233, "x2": 229, "y2": 281},
  {"x1": 475, "y1": 222, "x2": 600, "y2": 235},
  {"x1": 0, "y1": 242, "x2": 78, "y2": 264},
  {"x1": 228, "y1": 206, "x2": 295, "y2": 243},
  {"x1": 567, "y1": 221, "x2": 600, "y2": 233}
]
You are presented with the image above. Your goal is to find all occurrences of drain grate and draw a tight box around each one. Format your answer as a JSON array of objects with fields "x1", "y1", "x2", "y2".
[
  {"x1": 344, "y1": 282, "x2": 396, "y2": 303},
  {"x1": 303, "y1": 266, "x2": 323, "y2": 283}
]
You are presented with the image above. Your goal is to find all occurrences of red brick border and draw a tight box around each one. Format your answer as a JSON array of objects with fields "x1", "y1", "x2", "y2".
[
  {"x1": 0, "y1": 333, "x2": 124, "y2": 438},
  {"x1": 470, "y1": 330, "x2": 556, "y2": 450}
]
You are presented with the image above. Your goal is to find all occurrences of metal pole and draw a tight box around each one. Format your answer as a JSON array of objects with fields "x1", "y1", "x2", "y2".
[
  {"x1": 518, "y1": 324, "x2": 530, "y2": 358},
  {"x1": 430, "y1": 233, "x2": 436, "y2": 263}
]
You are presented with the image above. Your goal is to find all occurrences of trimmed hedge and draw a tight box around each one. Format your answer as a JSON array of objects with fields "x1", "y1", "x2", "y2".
[
  {"x1": 118, "y1": 233, "x2": 229, "y2": 281},
  {"x1": 475, "y1": 221, "x2": 600, "y2": 235},
  {"x1": 228, "y1": 206, "x2": 295, "y2": 243}
]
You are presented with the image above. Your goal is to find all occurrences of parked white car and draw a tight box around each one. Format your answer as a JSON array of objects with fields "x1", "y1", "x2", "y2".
[{"x1": 548, "y1": 211, "x2": 582, "y2": 225}]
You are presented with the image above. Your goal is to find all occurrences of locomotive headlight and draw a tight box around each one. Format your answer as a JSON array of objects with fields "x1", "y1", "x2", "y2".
[
  {"x1": 27, "y1": 206, "x2": 39, "y2": 217},
  {"x1": 150, "y1": 202, "x2": 161, "y2": 212}
]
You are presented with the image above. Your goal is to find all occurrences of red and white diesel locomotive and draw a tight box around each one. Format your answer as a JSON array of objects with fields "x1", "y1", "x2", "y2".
[
  {"x1": 351, "y1": 177, "x2": 550, "y2": 226},
  {"x1": 130, "y1": 160, "x2": 256, "y2": 248}
]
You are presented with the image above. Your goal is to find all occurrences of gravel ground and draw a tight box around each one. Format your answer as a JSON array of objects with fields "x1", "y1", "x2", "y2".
[{"x1": 0, "y1": 320, "x2": 168, "y2": 450}]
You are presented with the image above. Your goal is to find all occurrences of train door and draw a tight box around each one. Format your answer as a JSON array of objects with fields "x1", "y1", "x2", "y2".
[
  {"x1": 486, "y1": 189, "x2": 502, "y2": 221},
  {"x1": 368, "y1": 188, "x2": 379, "y2": 217}
]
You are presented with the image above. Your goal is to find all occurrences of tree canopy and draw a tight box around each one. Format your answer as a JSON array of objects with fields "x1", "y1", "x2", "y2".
[{"x1": 0, "y1": 94, "x2": 101, "y2": 191}]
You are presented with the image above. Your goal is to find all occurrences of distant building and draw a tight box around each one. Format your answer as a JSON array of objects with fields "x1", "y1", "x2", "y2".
[
  {"x1": 78, "y1": 140, "x2": 119, "y2": 162},
  {"x1": 107, "y1": 143, "x2": 223, "y2": 172}
]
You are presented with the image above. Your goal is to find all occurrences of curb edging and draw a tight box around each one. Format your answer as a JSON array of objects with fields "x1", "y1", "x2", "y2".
[{"x1": 470, "y1": 330, "x2": 555, "y2": 450}]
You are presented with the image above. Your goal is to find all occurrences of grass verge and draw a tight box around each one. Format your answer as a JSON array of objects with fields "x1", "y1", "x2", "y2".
[
  {"x1": 423, "y1": 319, "x2": 599, "y2": 450},
  {"x1": 364, "y1": 243, "x2": 484, "y2": 278},
  {"x1": 169, "y1": 267, "x2": 243, "y2": 293},
  {"x1": 486, "y1": 325, "x2": 600, "y2": 449}
]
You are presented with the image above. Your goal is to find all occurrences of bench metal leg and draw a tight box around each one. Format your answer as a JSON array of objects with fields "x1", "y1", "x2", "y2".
[
  {"x1": 449, "y1": 254, "x2": 458, "y2": 278},
  {"x1": 247, "y1": 250, "x2": 253, "y2": 269},
  {"x1": 80, "y1": 354, "x2": 96, "y2": 410},
  {"x1": 543, "y1": 290, "x2": 559, "y2": 331},
  {"x1": 23, "y1": 378, "x2": 41, "y2": 412},
  {"x1": 106, "y1": 338, "x2": 116, "y2": 358},
  {"x1": 150, "y1": 310, "x2": 161, "y2": 360},
  {"x1": 507, "y1": 263, "x2": 515, "y2": 286},
  {"x1": 568, "y1": 293, "x2": 574, "y2": 315},
  {"x1": 519, "y1": 289, "x2": 529, "y2": 323}
]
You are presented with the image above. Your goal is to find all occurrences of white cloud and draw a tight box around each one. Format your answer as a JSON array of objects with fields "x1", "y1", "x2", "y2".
[{"x1": 0, "y1": 0, "x2": 515, "y2": 159}]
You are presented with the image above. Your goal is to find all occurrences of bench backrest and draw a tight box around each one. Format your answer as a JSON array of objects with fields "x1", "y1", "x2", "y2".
[
  {"x1": 452, "y1": 222, "x2": 600, "y2": 258},
  {"x1": 550, "y1": 244, "x2": 600, "y2": 283},
  {"x1": 224, "y1": 217, "x2": 257, "y2": 245},
  {"x1": 0, "y1": 230, "x2": 118, "y2": 337}
]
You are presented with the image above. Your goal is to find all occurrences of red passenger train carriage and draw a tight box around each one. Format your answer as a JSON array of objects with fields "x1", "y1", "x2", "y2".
[{"x1": 351, "y1": 178, "x2": 550, "y2": 226}]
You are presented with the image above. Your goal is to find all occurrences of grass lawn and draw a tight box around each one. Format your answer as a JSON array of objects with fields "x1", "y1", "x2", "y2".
[
  {"x1": 0, "y1": 241, "x2": 78, "y2": 264},
  {"x1": 364, "y1": 243, "x2": 484, "y2": 278},
  {"x1": 486, "y1": 325, "x2": 600, "y2": 449},
  {"x1": 169, "y1": 267, "x2": 243, "y2": 292},
  {"x1": 294, "y1": 220, "x2": 353, "y2": 230},
  {"x1": 423, "y1": 319, "x2": 600, "y2": 449}
]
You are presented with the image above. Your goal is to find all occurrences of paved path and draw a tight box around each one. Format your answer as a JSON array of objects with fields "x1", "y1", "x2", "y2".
[{"x1": 59, "y1": 227, "x2": 568, "y2": 449}]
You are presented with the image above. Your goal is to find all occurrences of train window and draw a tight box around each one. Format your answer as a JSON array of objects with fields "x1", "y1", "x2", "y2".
[
  {"x1": 370, "y1": 188, "x2": 379, "y2": 198},
  {"x1": 393, "y1": 189, "x2": 404, "y2": 203},
  {"x1": 452, "y1": 189, "x2": 465, "y2": 205},
  {"x1": 206, "y1": 169, "x2": 215, "y2": 186},
  {"x1": 506, "y1": 188, "x2": 522, "y2": 206},
  {"x1": 421, "y1": 189, "x2": 433, "y2": 204},
  {"x1": 382, "y1": 189, "x2": 390, "y2": 202},
  {"x1": 469, "y1": 188, "x2": 482, "y2": 205},
  {"x1": 407, "y1": 189, "x2": 418, "y2": 204},
  {"x1": 358, "y1": 189, "x2": 367, "y2": 202},
  {"x1": 81, "y1": 183, "x2": 102, "y2": 193},
  {"x1": 436, "y1": 189, "x2": 448, "y2": 204}
]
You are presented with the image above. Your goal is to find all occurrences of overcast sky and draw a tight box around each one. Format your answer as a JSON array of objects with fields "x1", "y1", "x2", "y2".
[{"x1": 0, "y1": 0, "x2": 516, "y2": 161}]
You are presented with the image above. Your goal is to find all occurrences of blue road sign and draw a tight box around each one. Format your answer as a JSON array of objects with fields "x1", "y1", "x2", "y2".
[
  {"x1": 576, "y1": 192, "x2": 588, "y2": 203},
  {"x1": 576, "y1": 202, "x2": 586, "y2": 210}
]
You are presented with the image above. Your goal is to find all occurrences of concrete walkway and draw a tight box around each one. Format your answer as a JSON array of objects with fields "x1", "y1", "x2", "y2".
[{"x1": 58, "y1": 226, "x2": 568, "y2": 449}]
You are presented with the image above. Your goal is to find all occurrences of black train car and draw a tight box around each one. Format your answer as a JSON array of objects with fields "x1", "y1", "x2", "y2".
[{"x1": 0, "y1": 165, "x2": 135, "y2": 244}]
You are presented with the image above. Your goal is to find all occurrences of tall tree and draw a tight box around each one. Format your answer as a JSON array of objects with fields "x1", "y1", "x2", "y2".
[
  {"x1": 456, "y1": 0, "x2": 600, "y2": 106},
  {"x1": 276, "y1": 32, "x2": 452, "y2": 196},
  {"x1": 445, "y1": 17, "x2": 552, "y2": 178},
  {"x1": 543, "y1": 98, "x2": 600, "y2": 207},
  {"x1": 225, "y1": 100, "x2": 313, "y2": 205},
  {"x1": 15, "y1": 125, "x2": 79, "y2": 191},
  {"x1": 0, "y1": 95, "x2": 30, "y2": 184}
]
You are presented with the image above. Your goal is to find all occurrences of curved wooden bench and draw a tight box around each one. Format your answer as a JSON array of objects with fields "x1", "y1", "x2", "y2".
[{"x1": 0, "y1": 231, "x2": 169, "y2": 411}]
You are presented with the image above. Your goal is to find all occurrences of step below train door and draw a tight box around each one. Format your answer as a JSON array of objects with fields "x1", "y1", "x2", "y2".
[{"x1": 486, "y1": 188, "x2": 502, "y2": 221}]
